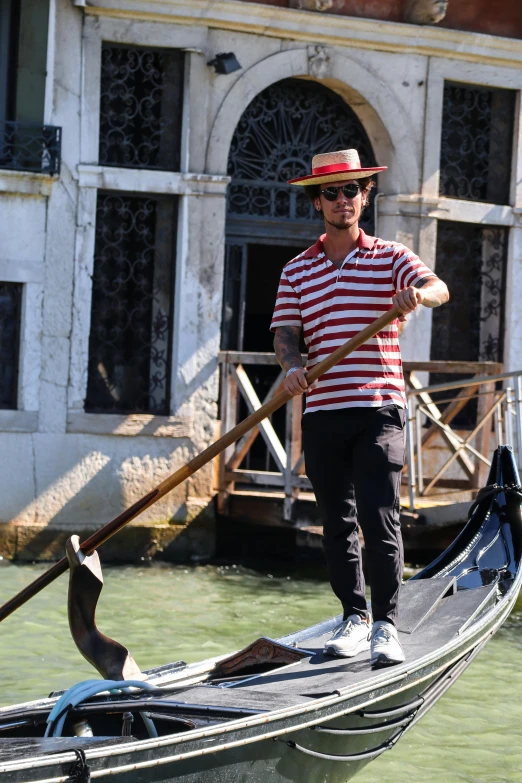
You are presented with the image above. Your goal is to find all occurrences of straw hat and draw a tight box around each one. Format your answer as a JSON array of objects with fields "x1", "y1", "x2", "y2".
[{"x1": 287, "y1": 149, "x2": 387, "y2": 186}]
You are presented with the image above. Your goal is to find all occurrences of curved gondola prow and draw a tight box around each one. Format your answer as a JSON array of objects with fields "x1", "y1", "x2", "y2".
[{"x1": 412, "y1": 446, "x2": 522, "y2": 588}]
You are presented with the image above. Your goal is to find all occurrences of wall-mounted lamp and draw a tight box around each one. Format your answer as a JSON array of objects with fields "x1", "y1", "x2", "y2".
[{"x1": 207, "y1": 52, "x2": 242, "y2": 75}]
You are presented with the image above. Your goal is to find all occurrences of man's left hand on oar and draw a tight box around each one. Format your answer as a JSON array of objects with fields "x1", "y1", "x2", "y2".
[{"x1": 393, "y1": 278, "x2": 449, "y2": 321}]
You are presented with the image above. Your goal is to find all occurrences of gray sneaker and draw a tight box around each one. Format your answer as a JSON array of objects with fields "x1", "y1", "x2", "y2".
[
  {"x1": 370, "y1": 621, "x2": 405, "y2": 667},
  {"x1": 323, "y1": 614, "x2": 372, "y2": 658}
]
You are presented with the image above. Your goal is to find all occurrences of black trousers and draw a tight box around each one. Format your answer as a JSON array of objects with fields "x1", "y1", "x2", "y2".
[{"x1": 302, "y1": 405, "x2": 406, "y2": 625}]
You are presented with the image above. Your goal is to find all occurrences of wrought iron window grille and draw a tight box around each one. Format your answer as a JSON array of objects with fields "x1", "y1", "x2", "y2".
[
  {"x1": 98, "y1": 44, "x2": 184, "y2": 171},
  {"x1": 86, "y1": 192, "x2": 177, "y2": 415},
  {"x1": 432, "y1": 221, "x2": 507, "y2": 366},
  {"x1": 226, "y1": 78, "x2": 378, "y2": 235},
  {"x1": 0, "y1": 282, "x2": 22, "y2": 409},
  {"x1": 430, "y1": 220, "x2": 507, "y2": 426},
  {"x1": 0, "y1": 121, "x2": 61, "y2": 175},
  {"x1": 439, "y1": 82, "x2": 515, "y2": 205}
]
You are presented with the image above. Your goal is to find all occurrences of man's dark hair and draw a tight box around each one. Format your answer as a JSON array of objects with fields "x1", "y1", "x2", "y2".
[{"x1": 304, "y1": 177, "x2": 375, "y2": 216}]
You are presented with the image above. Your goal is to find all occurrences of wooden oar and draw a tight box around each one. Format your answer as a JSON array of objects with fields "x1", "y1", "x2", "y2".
[{"x1": 0, "y1": 306, "x2": 400, "y2": 622}]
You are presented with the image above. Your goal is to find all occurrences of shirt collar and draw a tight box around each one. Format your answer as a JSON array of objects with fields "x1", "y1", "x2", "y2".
[
  {"x1": 358, "y1": 228, "x2": 376, "y2": 250},
  {"x1": 302, "y1": 229, "x2": 376, "y2": 259}
]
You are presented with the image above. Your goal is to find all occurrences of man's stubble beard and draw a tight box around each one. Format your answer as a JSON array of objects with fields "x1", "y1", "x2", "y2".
[{"x1": 325, "y1": 215, "x2": 358, "y2": 231}]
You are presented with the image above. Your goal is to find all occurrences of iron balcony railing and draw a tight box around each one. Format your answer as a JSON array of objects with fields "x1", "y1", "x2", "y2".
[{"x1": 0, "y1": 121, "x2": 61, "y2": 175}]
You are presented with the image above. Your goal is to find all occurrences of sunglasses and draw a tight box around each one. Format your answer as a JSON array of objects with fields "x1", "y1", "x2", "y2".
[{"x1": 320, "y1": 183, "x2": 361, "y2": 201}]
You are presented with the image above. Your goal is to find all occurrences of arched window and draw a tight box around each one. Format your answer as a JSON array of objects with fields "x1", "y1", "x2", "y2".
[
  {"x1": 223, "y1": 78, "x2": 377, "y2": 353},
  {"x1": 227, "y1": 78, "x2": 377, "y2": 237}
]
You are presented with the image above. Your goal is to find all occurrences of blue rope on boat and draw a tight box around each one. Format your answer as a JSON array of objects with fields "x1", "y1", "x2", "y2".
[{"x1": 45, "y1": 679, "x2": 158, "y2": 738}]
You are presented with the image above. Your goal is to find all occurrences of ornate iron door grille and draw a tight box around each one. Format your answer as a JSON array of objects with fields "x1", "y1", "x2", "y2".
[
  {"x1": 86, "y1": 192, "x2": 177, "y2": 415},
  {"x1": 430, "y1": 219, "x2": 507, "y2": 412},
  {"x1": 223, "y1": 78, "x2": 379, "y2": 352},
  {"x1": 0, "y1": 282, "x2": 22, "y2": 409},
  {"x1": 439, "y1": 82, "x2": 515, "y2": 204},
  {"x1": 98, "y1": 44, "x2": 184, "y2": 171},
  {"x1": 226, "y1": 78, "x2": 378, "y2": 237}
]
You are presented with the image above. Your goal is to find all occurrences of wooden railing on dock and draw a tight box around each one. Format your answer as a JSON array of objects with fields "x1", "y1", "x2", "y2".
[
  {"x1": 217, "y1": 352, "x2": 505, "y2": 520},
  {"x1": 404, "y1": 364, "x2": 522, "y2": 511}
]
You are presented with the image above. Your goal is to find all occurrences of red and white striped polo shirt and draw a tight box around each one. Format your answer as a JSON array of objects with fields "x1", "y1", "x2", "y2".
[{"x1": 270, "y1": 229, "x2": 436, "y2": 413}]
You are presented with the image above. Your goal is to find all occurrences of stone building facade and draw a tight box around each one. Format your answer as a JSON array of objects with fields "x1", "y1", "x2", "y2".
[{"x1": 1, "y1": 0, "x2": 521, "y2": 560}]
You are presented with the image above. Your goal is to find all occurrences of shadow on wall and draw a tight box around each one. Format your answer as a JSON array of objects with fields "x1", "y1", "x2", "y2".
[
  {"x1": 0, "y1": 446, "x2": 113, "y2": 530},
  {"x1": 0, "y1": 436, "x2": 195, "y2": 531}
]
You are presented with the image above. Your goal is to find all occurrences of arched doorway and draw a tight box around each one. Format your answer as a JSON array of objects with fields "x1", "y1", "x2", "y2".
[
  {"x1": 221, "y1": 78, "x2": 378, "y2": 473},
  {"x1": 222, "y1": 77, "x2": 378, "y2": 353}
]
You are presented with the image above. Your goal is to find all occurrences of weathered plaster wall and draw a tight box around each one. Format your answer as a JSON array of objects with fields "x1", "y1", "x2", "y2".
[{"x1": 0, "y1": 2, "x2": 222, "y2": 557}]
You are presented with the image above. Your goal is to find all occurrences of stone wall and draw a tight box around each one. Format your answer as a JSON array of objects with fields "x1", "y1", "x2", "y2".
[{"x1": 1, "y1": 0, "x2": 522, "y2": 560}]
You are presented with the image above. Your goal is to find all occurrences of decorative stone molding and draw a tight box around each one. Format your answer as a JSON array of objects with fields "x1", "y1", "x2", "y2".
[
  {"x1": 378, "y1": 194, "x2": 444, "y2": 218},
  {"x1": 206, "y1": 48, "x2": 419, "y2": 194},
  {"x1": 0, "y1": 260, "x2": 44, "y2": 284},
  {"x1": 307, "y1": 45, "x2": 332, "y2": 79},
  {"x1": 404, "y1": 0, "x2": 448, "y2": 25},
  {"x1": 513, "y1": 208, "x2": 522, "y2": 227},
  {"x1": 0, "y1": 411, "x2": 38, "y2": 433},
  {"x1": 289, "y1": 0, "x2": 333, "y2": 10},
  {"x1": 77, "y1": 165, "x2": 230, "y2": 195},
  {"x1": 66, "y1": 412, "x2": 194, "y2": 438},
  {"x1": 380, "y1": 195, "x2": 518, "y2": 227},
  {"x1": 80, "y1": 0, "x2": 522, "y2": 71},
  {"x1": 0, "y1": 169, "x2": 55, "y2": 197}
]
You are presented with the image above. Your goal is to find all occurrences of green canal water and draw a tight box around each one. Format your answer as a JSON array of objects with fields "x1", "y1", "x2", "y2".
[{"x1": 0, "y1": 561, "x2": 521, "y2": 782}]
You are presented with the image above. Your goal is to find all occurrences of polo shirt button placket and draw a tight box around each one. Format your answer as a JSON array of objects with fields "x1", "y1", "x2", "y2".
[{"x1": 337, "y1": 250, "x2": 356, "y2": 281}]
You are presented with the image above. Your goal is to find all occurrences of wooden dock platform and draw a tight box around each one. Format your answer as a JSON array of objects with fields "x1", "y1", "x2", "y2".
[{"x1": 216, "y1": 489, "x2": 468, "y2": 565}]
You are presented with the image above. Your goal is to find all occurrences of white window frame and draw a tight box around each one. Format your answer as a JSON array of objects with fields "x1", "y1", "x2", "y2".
[
  {"x1": 406, "y1": 58, "x2": 522, "y2": 370},
  {"x1": 69, "y1": 16, "x2": 229, "y2": 435}
]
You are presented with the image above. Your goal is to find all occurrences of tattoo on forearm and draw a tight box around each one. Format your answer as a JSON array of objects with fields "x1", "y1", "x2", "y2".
[
  {"x1": 274, "y1": 326, "x2": 303, "y2": 373},
  {"x1": 413, "y1": 277, "x2": 431, "y2": 289}
]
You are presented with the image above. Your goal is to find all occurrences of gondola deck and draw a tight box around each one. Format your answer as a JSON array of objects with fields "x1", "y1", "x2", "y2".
[{"x1": 0, "y1": 579, "x2": 503, "y2": 772}]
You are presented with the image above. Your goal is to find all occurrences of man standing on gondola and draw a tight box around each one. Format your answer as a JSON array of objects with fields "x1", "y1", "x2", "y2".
[{"x1": 271, "y1": 149, "x2": 449, "y2": 667}]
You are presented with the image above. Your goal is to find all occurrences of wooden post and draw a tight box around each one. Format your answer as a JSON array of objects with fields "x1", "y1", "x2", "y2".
[
  {"x1": 407, "y1": 371, "x2": 476, "y2": 479},
  {"x1": 471, "y1": 380, "x2": 495, "y2": 489},
  {"x1": 217, "y1": 360, "x2": 238, "y2": 514}
]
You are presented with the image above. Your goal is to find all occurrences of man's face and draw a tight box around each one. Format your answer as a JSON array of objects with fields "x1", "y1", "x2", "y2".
[{"x1": 313, "y1": 178, "x2": 364, "y2": 231}]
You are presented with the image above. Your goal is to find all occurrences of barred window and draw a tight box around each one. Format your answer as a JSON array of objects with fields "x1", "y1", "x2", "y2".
[
  {"x1": 439, "y1": 82, "x2": 515, "y2": 204},
  {"x1": 98, "y1": 44, "x2": 184, "y2": 171},
  {"x1": 227, "y1": 78, "x2": 377, "y2": 234},
  {"x1": 431, "y1": 221, "x2": 507, "y2": 366},
  {"x1": 0, "y1": 282, "x2": 21, "y2": 409},
  {"x1": 86, "y1": 192, "x2": 177, "y2": 415}
]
